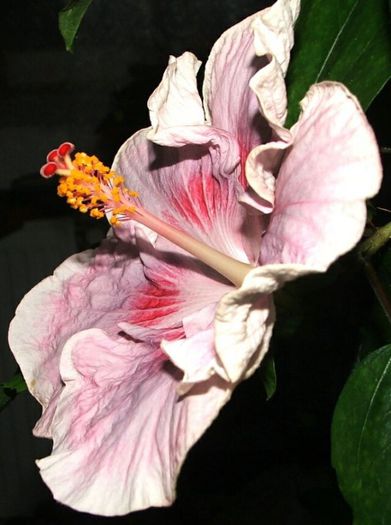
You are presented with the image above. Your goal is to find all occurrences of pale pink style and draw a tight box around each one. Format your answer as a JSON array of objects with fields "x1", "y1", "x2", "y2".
[{"x1": 8, "y1": 0, "x2": 381, "y2": 517}]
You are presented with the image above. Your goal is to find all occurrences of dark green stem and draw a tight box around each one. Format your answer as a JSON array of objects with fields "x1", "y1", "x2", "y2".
[{"x1": 359, "y1": 222, "x2": 391, "y2": 259}]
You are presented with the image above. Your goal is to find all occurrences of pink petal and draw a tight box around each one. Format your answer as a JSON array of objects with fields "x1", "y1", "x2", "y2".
[
  {"x1": 148, "y1": 52, "x2": 204, "y2": 133},
  {"x1": 241, "y1": 140, "x2": 288, "y2": 212},
  {"x1": 162, "y1": 328, "x2": 229, "y2": 394},
  {"x1": 149, "y1": 124, "x2": 241, "y2": 176},
  {"x1": 203, "y1": 0, "x2": 299, "y2": 157},
  {"x1": 161, "y1": 305, "x2": 229, "y2": 392},
  {"x1": 251, "y1": 0, "x2": 299, "y2": 81},
  {"x1": 249, "y1": 0, "x2": 299, "y2": 130},
  {"x1": 126, "y1": 234, "x2": 233, "y2": 333},
  {"x1": 113, "y1": 129, "x2": 263, "y2": 264},
  {"x1": 242, "y1": 0, "x2": 300, "y2": 209},
  {"x1": 146, "y1": 52, "x2": 240, "y2": 175},
  {"x1": 260, "y1": 82, "x2": 383, "y2": 270},
  {"x1": 215, "y1": 263, "x2": 316, "y2": 382},
  {"x1": 9, "y1": 233, "x2": 233, "y2": 446},
  {"x1": 182, "y1": 302, "x2": 217, "y2": 338},
  {"x1": 37, "y1": 329, "x2": 232, "y2": 516},
  {"x1": 8, "y1": 240, "x2": 147, "y2": 436}
]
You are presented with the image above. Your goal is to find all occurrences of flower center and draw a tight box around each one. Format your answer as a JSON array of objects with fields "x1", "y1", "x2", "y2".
[{"x1": 40, "y1": 143, "x2": 253, "y2": 287}]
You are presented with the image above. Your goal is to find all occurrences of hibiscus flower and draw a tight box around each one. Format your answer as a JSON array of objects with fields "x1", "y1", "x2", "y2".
[{"x1": 8, "y1": 0, "x2": 381, "y2": 517}]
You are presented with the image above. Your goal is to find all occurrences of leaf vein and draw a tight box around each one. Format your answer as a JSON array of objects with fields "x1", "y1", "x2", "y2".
[
  {"x1": 356, "y1": 353, "x2": 391, "y2": 471},
  {"x1": 315, "y1": 0, "x2": 360, "y2": 83}
]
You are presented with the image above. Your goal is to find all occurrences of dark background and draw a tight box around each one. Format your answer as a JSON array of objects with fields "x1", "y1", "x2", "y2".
[{"x1": 0, "y1": 1, "x2": 389, "y2": 524}]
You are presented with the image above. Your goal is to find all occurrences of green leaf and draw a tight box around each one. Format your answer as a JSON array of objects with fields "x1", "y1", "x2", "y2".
[
  {"x1": 259, "y1": 353, "x2": 277, "y2": 400},
  {"x1": 286, "y1": 0, "x2": 391, "y2": 127},
  {"x1": 0, "y1": 372, "x2": 27, "y2": 413},
  {"x1": 59, "y1": 0, "x2": 94, "y2": 52},
  {"x1": 332, "y1": 344, "x2": 391, "y2": 524}
]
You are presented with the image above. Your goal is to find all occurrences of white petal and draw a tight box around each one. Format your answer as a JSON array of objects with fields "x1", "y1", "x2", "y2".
[{"x1": 215, "y1": 263, "x2": 317, "y2": 382}]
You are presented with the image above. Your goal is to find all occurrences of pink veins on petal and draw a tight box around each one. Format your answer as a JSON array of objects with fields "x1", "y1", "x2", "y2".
[{"x1": 129, "y1": 280, "x2": 184, "y2": 327}]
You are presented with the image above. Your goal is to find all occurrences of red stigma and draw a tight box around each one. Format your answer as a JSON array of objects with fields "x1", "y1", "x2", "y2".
[
  {"x1": 58, "y1": 142, "x2": 75, "y2": 157},
  {"x1": 41, "y1": 141, "x2": 75, "y2": 178},
  {"x1": 47, "y1": 149, "x2": 58, "y2": 162},
  {"x1": 40, "y1": 162, "x2": 58, "y2": 178}
]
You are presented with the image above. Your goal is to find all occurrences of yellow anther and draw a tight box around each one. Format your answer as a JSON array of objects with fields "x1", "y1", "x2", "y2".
[
  {"x1": 57, "y1": 182, "x2": 68, "y2": 196},
  {"x1": 52, "y1": 150, "x2": 138, "y2": 225},
  {"x1": 113, "y1": 175, "x2": 124, "y2": 186},
  {"x1": 112, "y1": 187, "x2": 121, "y2": 203},
  {"x1": 90, "y1": 208, "x2": 104, "y2": 219}
]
